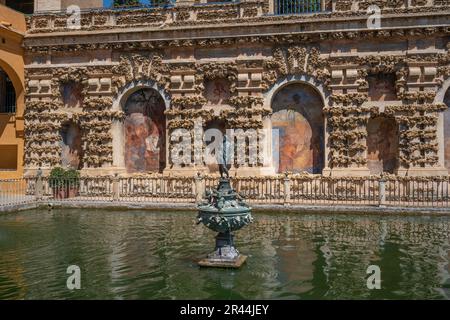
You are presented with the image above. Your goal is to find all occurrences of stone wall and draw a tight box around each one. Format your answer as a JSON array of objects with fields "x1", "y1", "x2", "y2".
[{"x1": 22, "y1": 1, "x2": 450, "y2": 177}]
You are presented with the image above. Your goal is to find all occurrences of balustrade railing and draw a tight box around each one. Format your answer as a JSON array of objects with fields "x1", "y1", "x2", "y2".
[{"x1": 1, "y1": 175, "x2": 450, "y2": 209}]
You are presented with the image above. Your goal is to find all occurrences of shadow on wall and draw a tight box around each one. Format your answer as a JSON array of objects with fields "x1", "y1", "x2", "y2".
[{"x1": 444, "y1": 88, "x2": 450, "y2": 173}]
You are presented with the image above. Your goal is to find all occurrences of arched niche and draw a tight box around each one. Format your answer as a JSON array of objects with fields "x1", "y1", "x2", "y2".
[
  {"x1": 203, "y1": 119, "x2": 226, "y2": 174},
  {"x1": 366, "y1": 116, "x2": 399, "y2": 174},
  {"x1": 123, "y1": 88, "x2": 166, "y2": 173},
  {"x1": 271, "y1": 82, "x2": 325, "y2": 174},
  {"x1": 60, "y1": 121, "x2": 83, "y2": 170}
]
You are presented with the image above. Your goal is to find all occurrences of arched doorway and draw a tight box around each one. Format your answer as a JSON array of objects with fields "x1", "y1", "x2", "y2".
[
  {"x1": 271, "y1": 83, "x2": 324, "y2": 174},
  {"x1": 444, "y1": 88, "x2": 450, "y2": 173},
  {"x1": 60, "y1": 121, "x2": 83, "y2": 170},
  {"x1": 123, "y1": 88, "x2": 166, "y2": 173},
  {"x1": 0, "y1": 68, "x2": 16, "y2": 114},
  {"x1": 366, "y1": 116, "x2": 399, "y2": 174},
  {"x1": 0, "y1": 67, "x2": 18, "y2": 172}
]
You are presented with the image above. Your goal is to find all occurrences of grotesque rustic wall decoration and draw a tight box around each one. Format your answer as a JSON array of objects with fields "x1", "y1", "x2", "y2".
[
  {"x1": 271, "y1": 83, "x2": 324, "y2": 174},
  {"x1": 60, "y1": 121, "x2": 83, "y2": 170},
  {"x1": 124, "y1": 88, "x2": 166, "y2": 173},
  {"x1": 22, "y1": 1, "x2": 450, "y2": 177},
  {"x1": 366, "y1": 116, "x2": 399, "y2": 174}
]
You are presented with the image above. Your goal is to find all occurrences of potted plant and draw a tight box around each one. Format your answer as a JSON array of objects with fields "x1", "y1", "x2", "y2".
[
  {"x1": 49, "y1": 167, "x2": 67, "y2": 199},
  {"x1": 65, "y1": 169, "x2": 80, "y2": 198}
]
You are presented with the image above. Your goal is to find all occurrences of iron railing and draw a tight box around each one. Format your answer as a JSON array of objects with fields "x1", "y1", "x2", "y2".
[
  {"x1": 0, "y1": 179, "x2": 33, "y2": 207},
  {"x1": 275, "y1": 0, "x2": 323, "y2": 15},
  {"x1": 1, "y1": 175, "x2": 450, "y2": 209}
]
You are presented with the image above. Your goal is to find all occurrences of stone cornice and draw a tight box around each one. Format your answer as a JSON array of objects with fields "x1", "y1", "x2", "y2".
[
  {"x1": 23, "y1": 25, "x2": 449, "y2": 52},
  {"x1": 23, "y1": 0, "x2": 450, "y2": 45}
]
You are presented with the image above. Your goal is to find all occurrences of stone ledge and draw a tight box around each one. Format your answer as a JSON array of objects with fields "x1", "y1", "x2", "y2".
[{"x1": 1, "y1": 201, "x2": 449, "y2": 215}]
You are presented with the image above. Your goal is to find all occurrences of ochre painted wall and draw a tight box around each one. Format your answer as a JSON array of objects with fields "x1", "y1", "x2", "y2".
[{"x1": 0, "y1": 4, "x2": 25, "y2": 179}]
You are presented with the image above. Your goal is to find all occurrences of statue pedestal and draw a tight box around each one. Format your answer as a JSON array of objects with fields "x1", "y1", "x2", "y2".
[
  {"x1": 198, "y1": 232, "x2": 247, "y2": 268},
  {"x1": 198, "y1": 255, "x2": 247, "y2": 268}
]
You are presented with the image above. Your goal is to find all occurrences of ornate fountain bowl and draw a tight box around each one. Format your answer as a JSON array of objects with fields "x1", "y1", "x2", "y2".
[{"x1": 197, "y1": 206, "x2": 253, "y2": 234}]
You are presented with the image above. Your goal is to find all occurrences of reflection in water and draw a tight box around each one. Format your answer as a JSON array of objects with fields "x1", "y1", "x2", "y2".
[{"x1": 0, "y1": 210, "x2": 449, "y2": 299}]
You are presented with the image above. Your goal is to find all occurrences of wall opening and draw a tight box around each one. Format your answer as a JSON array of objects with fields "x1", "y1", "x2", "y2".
[
  {"x1": 366, "y1": 116, "x2": 399, "y2": 174},
  {"x1": 0, "y1": 69, "x2": 16, "y2": 114},
  {"x1": 124, "y1": 88, "x2": 166, "y2": 173},
  {"x1": 271, "y1": 82, "x2": 324, "y2": 174},
  {"x1": 0, "y1": 145, "x2": 17, "y2": 170},
  {"x1": 5, "y1": 0, "x2": 34, "y2": 14}
]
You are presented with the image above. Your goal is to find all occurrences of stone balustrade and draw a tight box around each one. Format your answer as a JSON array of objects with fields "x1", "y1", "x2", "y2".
[{"x1": 8, "y1": 174, "x2": 449, "y2": 208}]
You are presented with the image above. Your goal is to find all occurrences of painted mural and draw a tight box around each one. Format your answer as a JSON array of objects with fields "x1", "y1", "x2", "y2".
[
  {"x1": 60, "y1": 122, "x2": 83, "y2": 169},
  {"x1": 271, "y1": 83, "x2": 324, "y2": 174},
  {"x1": 368, "y1": 73, "x2": 397, "y2": 102},
  {"x1": 366, "y1": 117, "x2": 399, "y2": 174},
  {"x1": 61, "y1": 82, "x2": 83, "y2": 109},
  {"x1": 204, "y1": 119, "x2": 226, "y2": 173},
  {"x1": 444, "y1": 89, "x2": 450, "y2": 173},
  {"x1": 124, "y1": 89, "x2": 166, "y2": 173},
  {"x1": 204, "y1": 79, "x2": 231, "y2": 105}
]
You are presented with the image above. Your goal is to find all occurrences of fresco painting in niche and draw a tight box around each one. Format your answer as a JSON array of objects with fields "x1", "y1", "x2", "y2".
[
  {"x1": 60, "y1": 122, "x2": 83, "y2": 169},
  {"x1": 367, "y1": 117, "x2": 399, "y2": 174},
  {"x1": 204, "y1": 79, "x2": 231, "y2": 105},
  {"x1": 124, "y1": 89, "x2": 166, "y2": 173},
  {"x1": 444, "y1": 89, "x2": 450, "y2": 172},
  {"x1": 368, "y1": 74, "x2": 397, "y2": 101},
  {"x1": 271, "y1": 83, "x2": 324, "y2": 174},
  {"x1": 204, "y1": 119, "x2": 226, "y2": 174},
  {"x1": 61, "y1": 82, "x2": 84, "y2": 108}
]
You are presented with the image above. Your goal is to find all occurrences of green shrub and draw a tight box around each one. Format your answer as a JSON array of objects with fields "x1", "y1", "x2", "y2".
[
  {"x1": 65, "y1": 169, "x2": 80, "y2": 188},
  {"x1": 49, "y1": 167, "x2": 66, "y2": 188},
  {"x1": 49, "y1": 167, "x2": 80, "y2": 188}
]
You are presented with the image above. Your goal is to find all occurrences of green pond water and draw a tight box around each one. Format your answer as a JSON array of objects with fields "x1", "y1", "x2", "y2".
[{"x1": 0, "y1": 209, "x2": 449, "y2": 300}]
